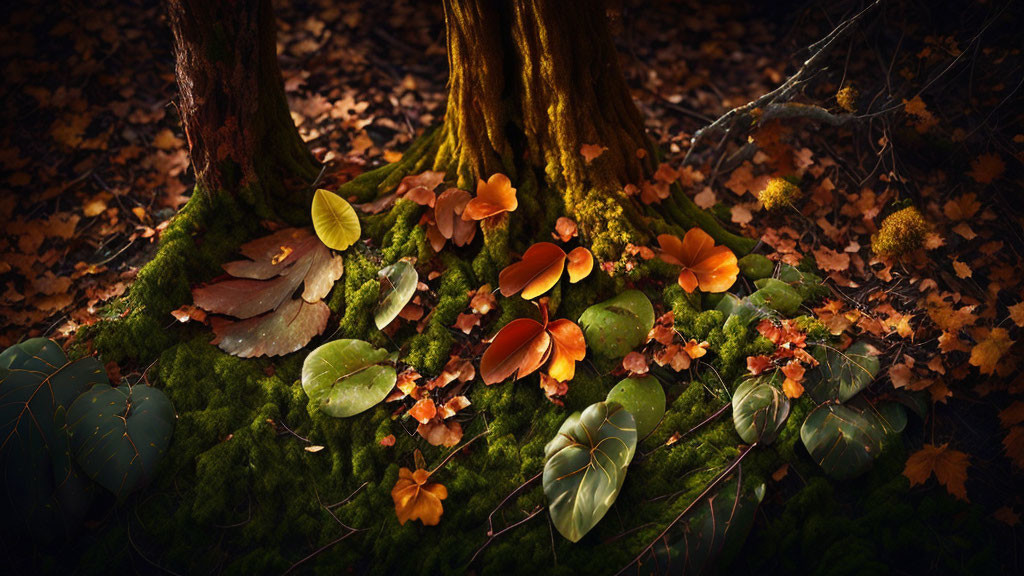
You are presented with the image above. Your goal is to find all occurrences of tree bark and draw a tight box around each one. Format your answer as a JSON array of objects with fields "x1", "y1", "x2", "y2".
[{"x1": 167, "y1": 0, "x2": 318, "y2": 218}]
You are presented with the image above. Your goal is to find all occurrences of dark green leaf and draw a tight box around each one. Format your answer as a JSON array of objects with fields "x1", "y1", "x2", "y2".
[
  {"x1": 578, "y1": 290, "x2": 655, "y2": 359},
  {"x1": 800, "y1": 403, "x2": 884, "y2": 480},
  {"x1": 806, "y1": 341, "x2": 880, "y2": 403},
  {"x1": 749, "y1": 278, "x2": 803, "y2": 316},
  {"x1": 732, "y1": 376, "x2": 790, "y2": 444},
  {"x1": 544, "y1": 401, "x2": 637, "y2": 542},
  {"x1": 68, "y1": 383, "x2": 174, "y2": 497},
  {"x1": 607, "y1": 375, "x2": 666, "y2": 440},
  {"x1": 374, "y1": 260, "x2": 418, "y2": 330}
]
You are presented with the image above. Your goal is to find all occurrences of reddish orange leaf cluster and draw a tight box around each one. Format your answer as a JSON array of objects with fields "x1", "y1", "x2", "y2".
[
  {"x1": 623, "y1": 311, "x2": 710, "y2": 373},
  {"x1": 388, "y1": 356, "x2": 475, "y2": 447},
  {"x1": 746, "y1": 318, "x2": 817, "y2": 398},
  {"x1": 498, "y1": 242, "x2": 593, "y2": 300},
  {"x1": 657, "y1": 228, "x2": 738, "y2": 293},
  {"x1": 479, "y1": 301, "x2": 585, "y2": 389}
]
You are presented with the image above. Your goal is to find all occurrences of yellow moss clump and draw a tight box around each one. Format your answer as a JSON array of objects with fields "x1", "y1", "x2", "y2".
[
  {"x1": 759, "y1": 178, "x2": 801, "y2": 211},
  {"x1": 836, "y1": 85, "x2": 858, "y2": 113},
  {"x1": 871, "y1": 206, "x2": 928, "y2": 257}
]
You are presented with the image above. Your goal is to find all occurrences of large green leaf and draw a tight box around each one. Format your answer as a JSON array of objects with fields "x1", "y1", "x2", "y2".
[
  {"x1": 67, "y1": 383, "x2": 174, "y2": 497},
  {"x1": 301, "y1": 339, "x2": 397, "y2": 417},
  {"x1": 578, "y1": 290, "x2": 655, "y2": 359},
  {"x1": 636, "y1": 480, "x2": 765, "y2": 576},
  {"x1": 607, "y1": 375, "x2": 666, "y2": 440},
  {"x1": 0, "y1": 338, "x2": 103, "y2": 538},
  {"x1": 749, "y1": 278, "x2": 803, "y2": 316},
  {"x1": 373, "y1": 260, "x2": 419, "y2": 330},
  {"x1": 800, "y1": 403, "x2": 884, "y2": 480},
  {"x1": 544, "y1": 401, "x2": 637, "y2": 542},
  {"x1": 715, "y1": 293, "x2": 760, "y2": 326},
  {"x1": 732, "y1": 376, "x2": 790, "y2": 445},
  {"x1": 806, "y1": 341, "x2": 880, "y2": 403}
]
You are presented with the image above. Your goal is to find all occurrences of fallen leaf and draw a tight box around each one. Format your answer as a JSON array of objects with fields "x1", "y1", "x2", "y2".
[
  {"x1": 391, "y1": 467, "x2": 447, "y2": 525},
  {"x1": 463, "y1": 173, "x2": 517, "y2": 220},
  {"x1": 969, "y1": 327, "x2": 1013, "y2": 375},
  {"x1": 498, "y1": 242, "x2": 566, "y2": 299},
  {"x1": 580, "y1": 144, "x2": 607, "y2": 163},
  {"x1": 967, "y1": 153, "x2": 1005, "y2": 184},
  {"x1": 904, "y1": 443, "x2": 970, "y2": 501},
  {"x1": 657, "y1": 229, "x2": 739, "y2": 293},
  {"x1": 566, "y1": 247, "x2": 593, "y2": 283}
]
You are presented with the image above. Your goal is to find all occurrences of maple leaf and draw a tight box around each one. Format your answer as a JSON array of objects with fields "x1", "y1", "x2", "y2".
[
  {"x1": 463, "y1": 173, "x2": 517, "y2": 220},
  {"x1": 967, "y1": 153, "x2": 1005, "y2": 184},
  {"x1": 1008, "y1": 302, "x2": 1024, "y2": 327},
  {"x1": 657, "y1": 228, "x2": 739, "y2": 293},
  {"x1": 391, "y1": 468, "x2": 448, "y2": 525},
  {"x1": 904, "y1": 443, "x2": 970, "y2": 501},
  {"x1": 969, "y1": 327, "x2": 1013, "y2": 375}
]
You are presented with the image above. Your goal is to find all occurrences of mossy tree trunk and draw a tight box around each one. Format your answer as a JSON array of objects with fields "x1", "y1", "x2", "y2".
[
  {"x1": 365, "y1": 0, "x2": 752, "y2": 260},
  {"x1": 167, "y1": 0, "x2": 319, "y2": 219}
]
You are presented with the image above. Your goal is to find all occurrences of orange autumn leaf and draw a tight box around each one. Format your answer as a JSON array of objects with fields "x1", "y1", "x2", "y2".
[
  {"x1": 498, "y1": 242, "x2": 566, "y2": 299},
  {"x1": 396, "y1": 170, "x2": 445, "y2": 197},
  {"x1": 462, "y1": 173, "x2": 517, "y2": 221},
  {"x1": 969, "y1": 327, "x2": 1014, "y2": 375},
  {"x1": 392, "y1": 467, "x2": 448, "y2": 525},
  {"x1": 747, "y1": 355, "x2": 773, "y2": 375},
  {"x1": 566, "y1": 247, "x2": 593, "y2": 283},
  {"x1": 967, "y1": 153, "x2": 1005, "y2": 184},
  {"x1": 546, "y1": 318, "x2": 586, "y2": 382},
  {"x1": 904, "y1": 443, "x2": 970, "y2": 501},
  {"x1": 781, "y1": 360, "x2": 806, "y2": 399},
  {"x1": 580, "y1": 143, "x2": 607, "y2": 163},
  {"x1": 479, "y1": 318, "x2": 551, "y2": 384},
  {"x1": 657, "y1": 228, "x2": 739, "y2": 293},
  {"x1": 408, "y1": 397, "x2": 437, "y2": 424},
  {"x1": 622, "y1": 351, "x2": 649, "y2": 375},
  {"x1": 683, "y1": 339, "x2": 709, "y2": 360}
]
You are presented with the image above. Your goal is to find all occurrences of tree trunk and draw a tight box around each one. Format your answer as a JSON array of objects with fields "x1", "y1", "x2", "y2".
[{"x1": 167, "y1": 0, "x2": 318, "y2": 219}]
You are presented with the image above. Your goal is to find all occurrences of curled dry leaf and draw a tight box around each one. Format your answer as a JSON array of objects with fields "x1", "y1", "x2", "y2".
[
  {"x1": 409, "y1": 398, "x2": 437, "y2": 425},
  {"x1": 657, "y1": 228, "x2": 739, "y2": 293},
  {"x1": 553, "y1": 217, "x2": 578, "y2": 242},
  {"x1": 463, "y1": 173, "x2": 517, "y2": 221},
  {"x1": 566, "y1": 247, "x2": 593, "y2": 283},
  {"x1": 391, "y1": 468, "x2": 448, "y2": 526},
  {"x1": 417, "y1": 419, "x2": 463, "y2": 447},
  {"x1": 498, "y1": 242, "x2": 566, "y2": 299},
  {"x1": 434, "y1": 188, "x2": 476, "y2": 247},
  {"x1": 396, "y1": 170, "x2": 445, "y2": 197},
  {"x1": 622, "y1": 351, "x2": 649, "y2": 375}
]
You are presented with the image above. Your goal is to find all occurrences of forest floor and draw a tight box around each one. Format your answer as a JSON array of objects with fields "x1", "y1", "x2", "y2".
[{"x1": 1, "y1": 0, "x2": 1022, "y2": 572}]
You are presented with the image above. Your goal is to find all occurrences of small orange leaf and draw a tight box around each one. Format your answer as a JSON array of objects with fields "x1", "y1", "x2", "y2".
[
  {"x1": 580, "y1": 143, "x2": 607, "y2": 163},
  {"x1": 392, "y1": 467, "x2": 448, "y2": 525},
  {"x1": 498, "y1": 242, "x2": 566, "y2": 299},
  {"x1": 463, "y1": 173, "x2": 517, "y2": 221},
  {"x1": 396, "y1": 170, "x2": 445, "y2": 196},
  {"x1": 747, "y1": 355, "x2": 773, "y2": 376},
  {"x1": 657, "y1": 228, "x2": 738, "y2": 293},
  {"x1": 479, "y1": 318, "x2": 551, "y2": 384},
  {"x1": 546, "y1": 318, "x2": 586, "y2": 382},
  {"x1": 408, "y1": 398, "x2": 437, "y2": 424},
  {"x1": 566, "y1": 247, "x2": 594, "y2": 283},
  {"x1": 904, "y1": 443, "x2": 970, "y2": 501},
  {"x1": 553, "y1": 217, "x2": 578, "y2": 242},
  {"x1": 683, "y1": 339, "x2": 709, "y2": 360},
  {"x1": 622, "y1": 351, "x2": 649, "y2": 375}
]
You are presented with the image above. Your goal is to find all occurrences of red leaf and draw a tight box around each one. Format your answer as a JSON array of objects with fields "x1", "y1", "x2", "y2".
[
  {"x1": 498, "y1": 242, "x2": 566, "y2": 299},
  {"x1": 479, "y1": 318, "x2": 551, "y2": 384}
]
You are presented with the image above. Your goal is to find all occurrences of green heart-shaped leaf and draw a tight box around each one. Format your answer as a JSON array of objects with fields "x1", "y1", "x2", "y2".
[
  {"x1": 732, "y1": 376, "x2": 790, "y2": 445},
  {"x1": 800, "y1": 403, "x2": 884, "y2": 480},
  {"x1": 749, "y1": 278, "x2": 803, "y2": 316},
  {"x1": 544, "y1": 401, "x2": 637, "y2": 542},
  {"x1": 374, "y1": 260, "x2": 419, "y2": 330},
  {"x1": 806, "y1": 341, "x2": 880, "y2": 403},
  {"x1": 0, "y1": 338, "x2": 102, "y2": 539},
  {"x1": 301, "y1": 339, "x2": 396, "y2": 417},
  {"x1": 606, "y1": 375, "x2": 666, "y2": 440},
  {"x1": 578, "y1": 290, "x2": 655, "y2": 359},
  {"x1": 67, "y1": 383, "x2": 175, "y2": 497},
  {"x1": 636, "y1": 480, "x2": 765, "y2": 575},
  {"x1": 312, "y1": 188, "x2": 361, "y2": 251}
]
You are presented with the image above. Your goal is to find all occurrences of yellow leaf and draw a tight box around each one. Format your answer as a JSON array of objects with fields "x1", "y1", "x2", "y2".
[
  {"x1": 1008, "y1": 302, "x2": 1024, "y2": 327},
  {"x1": 311, "y1": 188, "x2": 361, "y2": 251},
  {"x1": 969, "y1": 327, "x2": 1013, "y2": 375}
]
